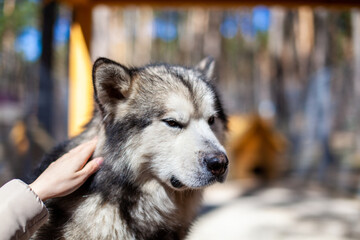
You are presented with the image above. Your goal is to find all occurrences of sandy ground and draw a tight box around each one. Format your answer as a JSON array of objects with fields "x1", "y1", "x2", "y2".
[{"x1": 187, "y1": 181, "x2": 360, "y2": 240}]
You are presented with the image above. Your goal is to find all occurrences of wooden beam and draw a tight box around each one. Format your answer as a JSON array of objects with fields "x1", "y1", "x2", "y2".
[
  {"x1": 72, "y1": 4, "x2": 92, "y2": 52},
  {"x1": 57, "y1": 0, "x2": 360, "y2": 8}
]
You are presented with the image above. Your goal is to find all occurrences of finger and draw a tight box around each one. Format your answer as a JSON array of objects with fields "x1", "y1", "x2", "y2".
[
  {"x1": 78, "y1": 157, "x2": 104, "y2": 178},
  {"x1": 68, "y1": 137, "x2": 97, "y2": 155},
  {"x1": 71, "y1": 139, "x2": 99, "y2": 170}
]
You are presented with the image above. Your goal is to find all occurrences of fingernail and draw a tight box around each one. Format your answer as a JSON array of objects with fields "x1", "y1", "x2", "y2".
[
  {"x1": 95, "y1": 157, "x2": 104, "y2": 167},
  {"x1": 88, "y1": 137, "x2": 98, "y2": 145}
]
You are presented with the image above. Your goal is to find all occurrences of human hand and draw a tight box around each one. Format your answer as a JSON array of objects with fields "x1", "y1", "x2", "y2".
[{"x1": 30, "y1": 138, "x2": 104, "y2": 201}]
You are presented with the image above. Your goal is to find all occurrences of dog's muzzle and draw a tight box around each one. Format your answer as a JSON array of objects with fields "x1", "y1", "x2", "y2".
[
  {"x1": 203, "y1": 152, "x2": 228, "y2": 180},
  {"x1": 170, "y1": 152, "x2": 228, "y2": 189}
]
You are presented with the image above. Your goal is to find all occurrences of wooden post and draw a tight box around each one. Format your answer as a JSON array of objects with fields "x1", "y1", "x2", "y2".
[
  {"x1": 68, "y1": 5, "x2": 94, "y2": 137},
  {"x1": 38, "y1": 1, "x2": 56, "y2": 136}
]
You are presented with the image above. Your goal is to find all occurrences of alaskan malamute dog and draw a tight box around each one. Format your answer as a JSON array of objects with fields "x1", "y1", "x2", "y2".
[{"x1": 33, "y1": 57, "x2": 228, "y2": 240}]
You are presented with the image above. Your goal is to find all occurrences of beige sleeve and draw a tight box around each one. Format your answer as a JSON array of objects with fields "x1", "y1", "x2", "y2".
[{"x1": 0, "y1": 179, "x2": 49, "y2": 240}]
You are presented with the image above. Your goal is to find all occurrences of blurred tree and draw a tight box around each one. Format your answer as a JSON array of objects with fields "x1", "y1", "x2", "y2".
[{"x1": 0, "y1": 0, "x2": 39, "y2": 46}]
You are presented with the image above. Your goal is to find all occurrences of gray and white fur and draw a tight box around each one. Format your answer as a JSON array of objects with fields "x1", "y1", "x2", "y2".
[{"x1": 31, "y1": 57, "x2": 228, "y2": 240}]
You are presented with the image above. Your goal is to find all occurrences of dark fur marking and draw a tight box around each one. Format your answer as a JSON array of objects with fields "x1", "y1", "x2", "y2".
[
  {"x1": 214, "y1": 94, "x2": 227, "y2": 126},
  {"x1": 92, "y1": 165, "x2": 168, "y2": 239},
  {"x1": 169, "y1": 66, "x2": 227, "y2": 127},
  {"x1": 202, "y1": 80, "x2": 228, "y2": 129},
  {"x1": 105, "y1": 114, "x2": 152, "y2": 147},
  {"x1": 172, "y1": 70, "x2": 198, "y2": 112},
  {"x1": 91, "y1": 111, "x2": 162, "y2": 238},
  {"x1": 91, "y1": 164, "x2": 144, "y2": 237},
  {"x1": 148, "y1": 229, "x2": 181, "y2": 240},
  {"x1": 34, "y1": 204, "x2": 70, "y2": 240}
]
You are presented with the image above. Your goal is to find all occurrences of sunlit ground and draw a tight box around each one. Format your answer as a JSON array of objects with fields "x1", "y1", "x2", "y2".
[{"x1": 188, "y1": 180, "x2": 360, "y2": 240}]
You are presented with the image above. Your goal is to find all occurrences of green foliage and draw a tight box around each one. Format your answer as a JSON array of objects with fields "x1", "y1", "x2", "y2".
[{"x1": 0, "y1": 0, "x2": 40, "y2": 38}]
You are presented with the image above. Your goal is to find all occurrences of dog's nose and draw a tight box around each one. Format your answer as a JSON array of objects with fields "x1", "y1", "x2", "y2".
[{"x1": 204, "y1": 153, "x2": 228, "y2": 177}]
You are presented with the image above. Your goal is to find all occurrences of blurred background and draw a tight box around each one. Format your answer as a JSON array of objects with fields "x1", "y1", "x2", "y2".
[{"x1": 0, "y1": 0, "x2": 360, "y2": 239}]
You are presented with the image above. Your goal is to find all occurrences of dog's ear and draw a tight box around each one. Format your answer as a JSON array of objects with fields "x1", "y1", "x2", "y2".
[
  {"x1": 92, "y1": 57, "x2": 132, "y2": 114},
  {"x1": 196, "y1": 57, "x2": 215, "y2": 81}
]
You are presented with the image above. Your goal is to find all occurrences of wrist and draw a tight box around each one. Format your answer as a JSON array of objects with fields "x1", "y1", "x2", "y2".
[{"x1": 29, "y1": 181, "x2": 48, "y2": 201}]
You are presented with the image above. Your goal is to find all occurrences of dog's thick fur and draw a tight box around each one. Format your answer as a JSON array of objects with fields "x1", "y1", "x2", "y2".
[{"x1": 32, "y1": 57, "x2": 228, "y2": 240}]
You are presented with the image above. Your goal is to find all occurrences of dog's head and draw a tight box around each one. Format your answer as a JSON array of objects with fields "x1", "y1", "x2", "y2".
[{"x1": 93, "y1": 57, "x2": 228, "y2": 190}]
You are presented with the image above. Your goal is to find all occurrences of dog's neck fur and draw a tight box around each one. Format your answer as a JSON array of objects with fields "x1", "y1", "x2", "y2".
[{"x1": 67, "y1": 112, "x2": 204, "y2": 239}]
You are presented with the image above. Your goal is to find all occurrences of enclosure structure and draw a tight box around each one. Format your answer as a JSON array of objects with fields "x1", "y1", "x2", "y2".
[{"x1": 39, "y1": 0, "x2": 360, "y2": 136}]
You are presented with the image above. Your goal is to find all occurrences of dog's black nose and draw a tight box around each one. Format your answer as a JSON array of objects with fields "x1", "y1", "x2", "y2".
[{"x1": 204, "y1": 153, "x2": 228, "y2": 177}]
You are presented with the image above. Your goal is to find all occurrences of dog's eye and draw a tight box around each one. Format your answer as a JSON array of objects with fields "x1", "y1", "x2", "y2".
[
  {"x1": 208, "y1": 116, "x2": 215, "y2": 126},
  {"x1": 162, "y1": 119, "x2": 183, "y2": 129}
]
